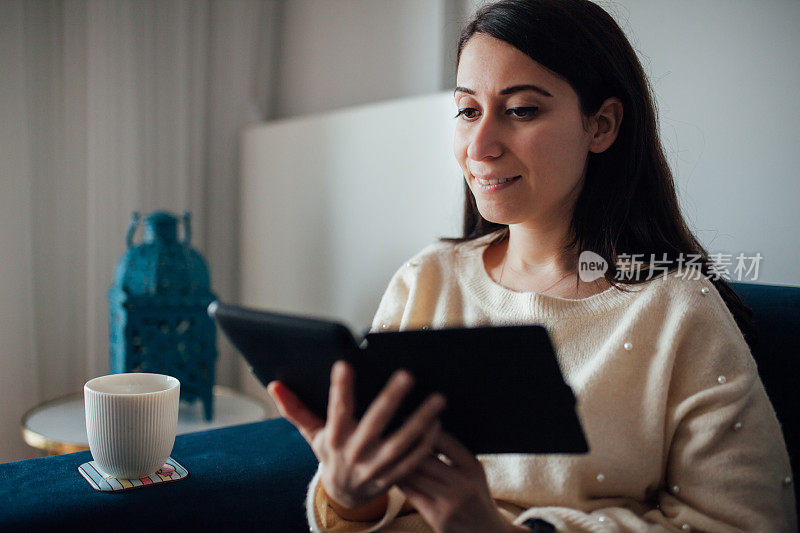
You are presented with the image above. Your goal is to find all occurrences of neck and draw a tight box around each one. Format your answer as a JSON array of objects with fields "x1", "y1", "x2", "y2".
[{"x1": 503, "y1": 222, "x2": 578, "y2": 278}]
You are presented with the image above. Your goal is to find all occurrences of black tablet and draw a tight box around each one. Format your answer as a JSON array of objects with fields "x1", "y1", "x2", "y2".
[{"x1": 209, "y1": 301, "x2": 588, "y2": 455}]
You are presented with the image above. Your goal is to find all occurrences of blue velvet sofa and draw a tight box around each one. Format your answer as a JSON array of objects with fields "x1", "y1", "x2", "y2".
[{"x1": 0, "y1": 282, "x2": 796, "y2": 531}]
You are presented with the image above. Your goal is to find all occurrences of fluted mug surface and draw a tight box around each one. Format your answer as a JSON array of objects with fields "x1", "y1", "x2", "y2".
[{"x1": 84, "y1": 373, "x2": 180, "y2": 479}]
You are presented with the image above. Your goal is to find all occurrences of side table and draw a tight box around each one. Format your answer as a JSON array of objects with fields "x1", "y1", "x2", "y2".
[{"x1": 21, "y1": 385, "x2": 272, "y2": 455}]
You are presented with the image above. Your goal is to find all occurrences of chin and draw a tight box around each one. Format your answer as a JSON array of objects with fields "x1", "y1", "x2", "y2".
[
  {"x1": 471, "y1": 197, "x2": 515, "y2": 223},
  {"x1": 475, "y1": 206, "x2": 519, "y2": 226}
]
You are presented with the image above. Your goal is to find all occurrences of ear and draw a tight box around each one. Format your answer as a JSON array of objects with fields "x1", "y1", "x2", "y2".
[{"x1": 588, "y1": 97, "x2": 623, "y2": 154}]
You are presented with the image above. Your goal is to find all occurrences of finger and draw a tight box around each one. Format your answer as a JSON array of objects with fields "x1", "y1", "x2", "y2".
[
  {"x1": 267, "y1": 381, "x2": 324, "y2": 442},
  {"x1": 351, "y1": 370, "x2": 414, "y2": 445},
  {"x1": 434, "y1": 431, "x2": 477, "y2": 470},
  {"x1": 366, "y1": 393, "x2": 445, "y2": 471},
  {"x1": 369, "y1": 420, "x2": 442, "y2": 489},
  {"x1": 326, "y1": 361, "x2": 355, "y2": 447}
]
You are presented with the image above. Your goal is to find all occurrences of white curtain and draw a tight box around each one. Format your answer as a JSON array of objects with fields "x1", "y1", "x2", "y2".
[{"x1": 0, "y1": 0, "x2": 278, "y2": 462}]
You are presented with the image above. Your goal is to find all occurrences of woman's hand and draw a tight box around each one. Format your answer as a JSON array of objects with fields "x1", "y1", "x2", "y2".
[
  {"x1": 397, "y1": 432, "x2": 530, "y2": 533},
  {"x1": 268, "y1": 360, "x2": 446, "y2": 513}
]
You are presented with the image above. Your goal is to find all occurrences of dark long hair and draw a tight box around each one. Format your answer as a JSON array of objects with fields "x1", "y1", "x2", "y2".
[{"x1": 444, "y1": 0, "x2": 754, "y2": 340}]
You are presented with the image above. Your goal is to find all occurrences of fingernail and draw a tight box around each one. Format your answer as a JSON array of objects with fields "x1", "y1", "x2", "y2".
[
  {"x1": 395, "y1": 370, "x2": 413, "y2": 386},
  {"x1": 333, "y1": 361, "x2": 345, "y2": 377},
  {"x1": 432, "y1": 394, "x2": 446, "y2": 409}
]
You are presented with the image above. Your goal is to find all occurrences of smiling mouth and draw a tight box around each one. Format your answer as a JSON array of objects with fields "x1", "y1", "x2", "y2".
[{"x1": 475, "y1": 175, "x2": 521, "y2": 185}]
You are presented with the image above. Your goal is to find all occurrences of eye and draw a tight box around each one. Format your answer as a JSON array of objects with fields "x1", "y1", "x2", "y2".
[
  {"x1": 506, "y1": 107, "x2": 539, "y2": 119},
  {"x1": 454, "y1": 107, "x2": 480, "y2": 121}
]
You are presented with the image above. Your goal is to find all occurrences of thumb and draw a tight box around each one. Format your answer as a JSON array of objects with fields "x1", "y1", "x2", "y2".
[{"x1": 268, "y1": 381, "x2": 324, "y2": 443}]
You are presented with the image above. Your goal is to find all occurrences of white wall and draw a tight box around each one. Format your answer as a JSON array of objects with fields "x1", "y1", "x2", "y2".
[
  {"x1": 601, "y1": 0, "x2": 800, "y2": 284},
  {"x1": 238, "y1": 93, "x2": 463, "y2": 403},
  {"x1": 270, "y1": 0, "x2": 470, "y2": 119}
]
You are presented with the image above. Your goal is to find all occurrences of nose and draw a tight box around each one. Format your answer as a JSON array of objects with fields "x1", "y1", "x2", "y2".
[{"x1": 466, "y1": 114, "x2": 503, "y2": 161}]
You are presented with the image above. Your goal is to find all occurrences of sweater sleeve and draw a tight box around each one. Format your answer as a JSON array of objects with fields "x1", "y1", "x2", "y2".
[
  {"x1": 306, "y1": 263, "x2": 414, "y2": 532},
  {"x1": 512, "y1": 285, "x2": 797, "y2": 532},
  {"x1": 306, "y1": 464, "x2": 408, "y2": 533}
]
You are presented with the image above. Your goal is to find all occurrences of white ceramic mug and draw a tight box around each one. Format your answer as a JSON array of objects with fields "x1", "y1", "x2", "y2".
[{"x1": 84, "y1": 373, "x2": 180, "y2": 479}]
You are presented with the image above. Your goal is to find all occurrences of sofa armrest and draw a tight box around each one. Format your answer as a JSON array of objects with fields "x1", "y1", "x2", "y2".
[{"x1": 0, "y1": 418, "x2": 318, "y2": 532}]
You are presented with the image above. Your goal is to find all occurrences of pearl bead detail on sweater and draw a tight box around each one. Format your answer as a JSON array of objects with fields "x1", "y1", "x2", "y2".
[
  {"x1": 717, "y1": 375, "x2": 727, "y2": 384},
  {"x1": 596, "y1": 473, "x2": 605, "y2": 482},
  {"x1": 783, "y1": 476, "x2": 792, "y2": 486},
  {"x1": 598, "y1": 515, "x2": 608, "y2": 522},
  {"x1": 700, "y1": 287, "x2": 710, "y2": 295},
  {"x1": 733, "y1": 422, "x2": 742, "y2": 431},
  {"x1": 682, "y1": 524, "x2": 691, "y2": 531},
  {"x1": 381, "y1": 323, "x2": 388, "y2": 329},
  {"x1": 623, "y1": 342, "x2": 633, "y2": 351},
  {"x1": 672, "y1": 485, "x2": 680, "y2": 494}
]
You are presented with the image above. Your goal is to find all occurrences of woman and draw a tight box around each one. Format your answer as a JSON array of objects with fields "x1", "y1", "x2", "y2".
[{"x1": 269, "y1": 0, "x2": 797, "y2": 531}]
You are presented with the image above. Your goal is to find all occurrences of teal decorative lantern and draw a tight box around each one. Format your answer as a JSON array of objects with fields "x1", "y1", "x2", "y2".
[{"x1": 109, "y1": 211, "x2": 218, "y2": 420}]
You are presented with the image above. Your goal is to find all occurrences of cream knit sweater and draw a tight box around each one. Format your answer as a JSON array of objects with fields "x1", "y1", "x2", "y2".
[{"x1": 307, "y1": 231, "x2": 797, "y2": 532}]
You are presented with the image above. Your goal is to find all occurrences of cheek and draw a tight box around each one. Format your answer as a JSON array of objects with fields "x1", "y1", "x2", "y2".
[
  {"x1": 516, "y1": 124, "x2": 586, "y2": 172},
  {"x1": 453, "y1": 130, "x2": 468, "y2": 168},
  {"x1": 522, "y1": 124, "x2": 569, "y2": 153}
]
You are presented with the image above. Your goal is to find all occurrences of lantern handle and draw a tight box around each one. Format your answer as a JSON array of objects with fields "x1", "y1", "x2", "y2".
[
  {"x1": 126, "y1": 212, "x2": 141, "y2": 248},
  {"x1": 182, "y1": 211, "x2": 192, "y2": 245}
]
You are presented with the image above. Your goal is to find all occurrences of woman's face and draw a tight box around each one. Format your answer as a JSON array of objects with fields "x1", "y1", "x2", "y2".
[{"x1": 454, "y1": 33, "x2": 595, "y2": 228}]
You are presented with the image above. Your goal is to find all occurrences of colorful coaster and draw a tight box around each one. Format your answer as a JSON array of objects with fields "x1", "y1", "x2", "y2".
[{"x1": 78, "y1": 457, "x2": 188, "y2": 492}]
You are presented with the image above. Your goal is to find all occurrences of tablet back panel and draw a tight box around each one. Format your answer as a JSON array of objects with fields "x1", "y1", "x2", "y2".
[
  {"x1": 212, "y1": 302, "x2": 588, "y2": 455},
  {"x1": 361, "y1": 326, "x2": 588, "y2": 454}
]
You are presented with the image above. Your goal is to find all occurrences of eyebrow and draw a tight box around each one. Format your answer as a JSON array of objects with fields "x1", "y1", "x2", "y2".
[{"x1": 454, "y1": 84, "x2": 553, "y2": 98}]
